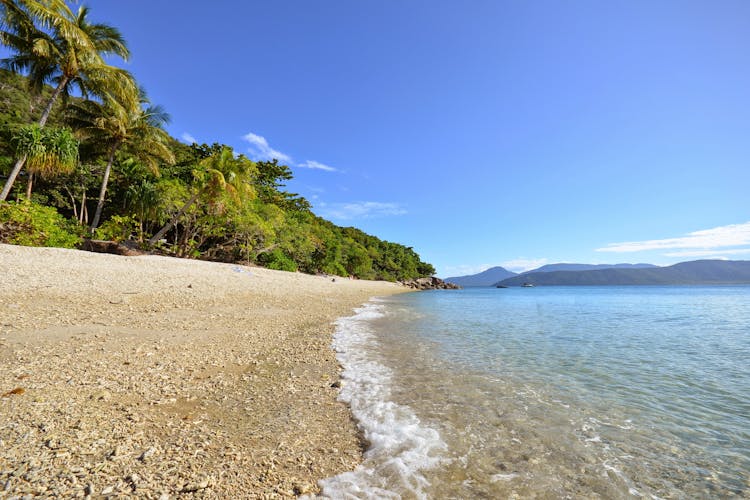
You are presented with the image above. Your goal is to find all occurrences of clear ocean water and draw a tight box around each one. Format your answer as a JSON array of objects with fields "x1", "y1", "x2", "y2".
[{"x1": 318, "y1": 286, "x2": 750, "y2": 499}]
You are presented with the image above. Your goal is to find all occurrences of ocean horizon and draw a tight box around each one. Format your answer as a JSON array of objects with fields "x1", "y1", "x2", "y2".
[{"x1": 319, "y1": 285, "x2": 750, "y2": 498}]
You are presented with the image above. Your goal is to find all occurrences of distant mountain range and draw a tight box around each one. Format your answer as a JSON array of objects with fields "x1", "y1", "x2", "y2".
[
  {"x1": 445, "y1": 266, "x2": 517, "y2": 287},
  {"x1": 496, "y1": 260, "x2": 750, "y2": 286},
  {"x1": 445, "y1": 262, "x2": 657, "y2": 287},
  {"x1": 528, "y1": 263, "x2": 657, "y2": 273}
]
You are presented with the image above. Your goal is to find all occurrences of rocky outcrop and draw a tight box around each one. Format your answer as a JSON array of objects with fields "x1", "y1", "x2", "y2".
[{"x1": 400, "y1": 277, "x2": 461, "y2": 290}]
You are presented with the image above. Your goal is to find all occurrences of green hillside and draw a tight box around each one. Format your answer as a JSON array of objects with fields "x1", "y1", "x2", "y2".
[{"x1": 0, "y1": 4, "x2": 434, "y2": 281}]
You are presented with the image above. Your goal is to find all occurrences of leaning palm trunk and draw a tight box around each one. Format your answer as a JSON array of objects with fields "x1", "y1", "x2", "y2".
[
  {"x1": 0, "y1": 77, "x2": 68, "y2": 202},
  {"x1": 147, "y1": 191, "x2": 200, "y2": 246},
  {"x1": 38, "y1": 77, "x2": 68, "y2": 128},
  {"x1": 0, "y1": 153, "x2": 28, "y2": 201},
  {"x1": 90, "y1": 143, "x2": 120, "y2": 232}
]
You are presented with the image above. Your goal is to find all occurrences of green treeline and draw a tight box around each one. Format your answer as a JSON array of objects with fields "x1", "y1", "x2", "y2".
[{"x1": 0, "y1": 2, "x2": 434, "y2": 281}]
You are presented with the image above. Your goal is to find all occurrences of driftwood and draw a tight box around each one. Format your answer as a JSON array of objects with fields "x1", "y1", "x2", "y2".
[{"x1": 79, "y1": 239, "x2": 146, "y2": 256}]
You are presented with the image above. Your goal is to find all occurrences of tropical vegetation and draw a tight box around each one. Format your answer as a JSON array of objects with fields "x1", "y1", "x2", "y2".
[{"x1": 0, "y1": 0, "x2": 435, "y2": 281}]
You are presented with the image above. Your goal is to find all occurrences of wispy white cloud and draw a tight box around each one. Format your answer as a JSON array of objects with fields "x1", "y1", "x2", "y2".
[
  {"x1": 298, "y1": 160, "x2": 337, "y2": 172},
  {"x1": 241, "y1": 133, "x2": 339, "y2": 174},
  {"x1": 596, "y1": 221, "x2": 750, "y2": 253},
  {"x1": 500, "y1": 258, "x2": 549, "y2": 273},
  {"x1": 316, "y1": 201, "x2": 407, "y2": 220},
  {"x1": 663, "y1": 248, "x2": 750, "y2": 258},
  {"x1": 181, "y1": 132, "x2": 197, "y2": 144},
  {"x1": 242, "y1": 132, "x2": 292, "y2": 163}
]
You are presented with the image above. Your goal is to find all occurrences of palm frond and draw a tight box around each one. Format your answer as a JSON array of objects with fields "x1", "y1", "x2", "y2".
[
  {"x1": 2, "y1": 0, "x2": 133, "y2": 108},
  {"x1": 12, "y1": 123, "x2": 78, "y2": 178},
  {"x1": 143, "y1": 104, "x2": 171, "y2": 128},
  {"x1": 85, "y1": 21, "x2": 129, "y2": 60},
  {"x1": 17, "y1": 0, "x2": 74, "y2": 30}
]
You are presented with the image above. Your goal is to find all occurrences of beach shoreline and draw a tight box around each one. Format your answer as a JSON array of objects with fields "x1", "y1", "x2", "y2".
[{"x1": 0, "y1": 244, "x2": 408, "y2": 497}]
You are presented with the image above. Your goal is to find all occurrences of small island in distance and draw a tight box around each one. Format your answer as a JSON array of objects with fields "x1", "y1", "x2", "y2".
[{"x1": 446, "y1": 260, "x2": 750, "y2": 287}]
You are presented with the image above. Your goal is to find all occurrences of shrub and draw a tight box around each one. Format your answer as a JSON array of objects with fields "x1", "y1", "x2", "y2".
[
  {"x1": 0, "y1": 201, "x2": 82, "y2": 248},
  {"x1": 95, "y1": 215, "x2": 139, "y2": 242},
  {"x1": 322, "y1": 261, "x2": 348, "y2": 277},
  {"x1": 258, "y1": 248, "x2": 298, "y2": 272}
]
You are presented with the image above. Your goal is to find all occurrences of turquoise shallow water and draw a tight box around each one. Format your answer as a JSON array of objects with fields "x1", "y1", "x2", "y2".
[{"x1": 320, "y1": 286, "x2": 750, "y2": 499}]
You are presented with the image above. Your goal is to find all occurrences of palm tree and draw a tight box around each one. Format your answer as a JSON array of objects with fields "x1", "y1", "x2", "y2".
[
  {"x1": 67, "y1": 90, "x2": 175, "y2": 231},
  {"x1": 123, "y1": 178, "x2": 159, "y2": 241},
  {"x1": 148, "y1": 148, "x2": 256, "y2": 246},
  {"x1": 0, "y1": 0, "x2": 136, "y2": 201},
  {"x1": 11, "y1": 123, "x2": 78, "y2": 197}
]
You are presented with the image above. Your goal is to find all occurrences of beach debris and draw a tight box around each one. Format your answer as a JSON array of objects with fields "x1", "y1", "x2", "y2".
[
  {"x1": 44, "y1": 438, "x2": 61, "y2": 450},
  {"x1": 181, "y1": 476, "x2": 213, "y2": 492},
  {"x1": 231, "y1": 266, "x2": 252, "y2": 275},
  {"x1": 91, "y1": 390, "x2": 112, "y2": 402},
  {"x1": 138, "y1": 446, "x2": 157, "y2": 462},
  {"x1": 293, "y1": 481, "x2": 313, "y2": 495},
  {"x1": 126, "y1": 473, "x2": 141, "y2": 491},
  {"x1": 491, "y1": 472, "x2": 519, "y2": 482},
  {"x1": 108, "y1": 445, "x2": 127, "y2": 460},
  {"x1": 1, "y1": 387, "x2": 25, "y2": 397}
]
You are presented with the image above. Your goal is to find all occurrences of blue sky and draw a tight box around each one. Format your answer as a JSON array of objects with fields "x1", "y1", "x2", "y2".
[{"x1": 61, "y1": 2, "x2": 750, "y2": 275}]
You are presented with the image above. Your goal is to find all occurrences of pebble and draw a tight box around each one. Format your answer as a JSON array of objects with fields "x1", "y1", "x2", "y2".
[
  {"x1": 139, "y1": 446, "x2": 157, "y2": 462},
  {"x1": 181, "y1": 479, "x2": 209, "y2": 492}
]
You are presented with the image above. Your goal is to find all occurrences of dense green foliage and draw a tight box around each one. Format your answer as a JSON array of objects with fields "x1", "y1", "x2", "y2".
[
  {"x1": 0, "y1": 1, "x2": 434, "y2": 281},
  {"x1": 0, "y1": 199, "x2": 81, "y2": 247},
  {"x1": 12, "y1": 123, "x2": 78, "y2": 177}
]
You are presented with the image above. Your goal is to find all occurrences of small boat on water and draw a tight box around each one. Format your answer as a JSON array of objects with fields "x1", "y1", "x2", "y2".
[
  {"x1": 496, "y1": 285, "x2": 508, "y2": 288},
  {"x1": 521, "y1": 282, "x2": 535, "y2": 287}
]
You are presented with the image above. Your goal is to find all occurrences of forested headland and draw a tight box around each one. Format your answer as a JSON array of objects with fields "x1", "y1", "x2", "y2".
[{"x1": 0, "y1": 1, "x2": 435, "y2": 281}]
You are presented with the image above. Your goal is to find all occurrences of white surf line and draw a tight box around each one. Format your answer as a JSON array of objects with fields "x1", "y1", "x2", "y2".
[{"x1": 315, "y1": 300, "x2": 448, "y2": 499}]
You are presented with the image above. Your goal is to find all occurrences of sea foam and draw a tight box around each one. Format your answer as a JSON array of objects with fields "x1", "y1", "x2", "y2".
[{"x1": 316, "y1": 301, "x2": 447, "y2": 499}]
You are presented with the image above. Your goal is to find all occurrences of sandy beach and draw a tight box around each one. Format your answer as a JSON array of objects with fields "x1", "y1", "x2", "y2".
[{"x1": 0, "y1": 244, "x2": 407, "y2": 498}]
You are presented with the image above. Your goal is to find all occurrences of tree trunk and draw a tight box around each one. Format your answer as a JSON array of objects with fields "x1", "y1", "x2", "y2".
[
  {"x1": 253, "y1": 243, "x2": 280, "y2": 259},
  {"x1": 90, "y1": 143, "x2": 119, "y2": 232},
  {"x1": 25, "y1": 173, "x2": 34, "y2": 200},
  {"x1": 64, "y1": 186, "x2": 78, "y2": 220},
  {"x1": 79, "y1": 190, "x2": 87, "y2": 224},
  {"x1": 38, "y1": 77, "x2": 68, "y2": 127},
  {"x1": 0, "y1": 154, "x2": 28, "y2": 202},
  {"x1": 0, "y1": 77, "x2": 69, "y2": 202},
  {"x1": 148, "y1": 191, "x2": 200, "y2": 245}
]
